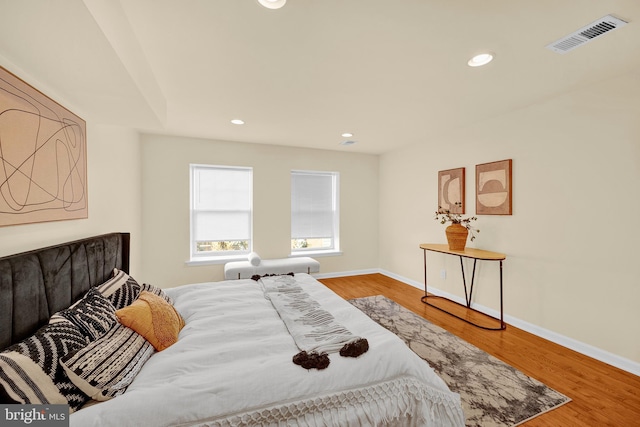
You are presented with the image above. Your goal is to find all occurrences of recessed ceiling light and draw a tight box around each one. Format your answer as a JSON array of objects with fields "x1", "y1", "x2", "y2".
[
  {"x1": 467, "y1": 53, "x2": 494, "y2": 67},
  {"x1": 257, "y1": 0, "x2": 286, "y2": 9},
  {"x1": 230, "y1": 119, "x2": 245, "y2": 125},
  {"x1": 341, "y1": 132, "x2": 354, "y2": 138},
  {"x1": 340, "y1": 140, "x2": 357, "y2": 146}
]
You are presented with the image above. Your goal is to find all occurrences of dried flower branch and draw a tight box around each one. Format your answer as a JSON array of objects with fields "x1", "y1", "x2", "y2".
[{"x1": 435, "y1": 202, "x2": 479, "y2": 241}]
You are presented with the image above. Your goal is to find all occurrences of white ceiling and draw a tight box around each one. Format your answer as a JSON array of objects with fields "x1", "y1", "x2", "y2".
[{"x1": 1, "y1": 0, "x2": 639, "y2": 154}]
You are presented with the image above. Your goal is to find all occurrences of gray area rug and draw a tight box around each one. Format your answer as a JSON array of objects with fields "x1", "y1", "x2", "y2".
[{"x1": 349, "y1": 295, "x2": 571, "y2": 427}]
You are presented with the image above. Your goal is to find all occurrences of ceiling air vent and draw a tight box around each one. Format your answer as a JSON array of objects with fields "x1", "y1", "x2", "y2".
[
  {"x1": 339, "y1": 140, "x2": 356, "y2": 146},
  {"x1": 546, "y1": 14, "x2": 628, "y2": 54}
]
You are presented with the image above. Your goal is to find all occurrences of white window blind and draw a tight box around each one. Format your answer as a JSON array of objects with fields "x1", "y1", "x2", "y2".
[
  {"x1": 291, "y1": 170, "x2": 339, "y2": 252},
  {"x1": 190, "y1": 165, "x2": 252, "y2": 258}
]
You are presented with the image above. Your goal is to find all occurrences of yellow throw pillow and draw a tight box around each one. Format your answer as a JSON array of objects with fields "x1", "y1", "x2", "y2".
[{"x1": 115, "y1": 291, "x2": 185, "y2": 351}]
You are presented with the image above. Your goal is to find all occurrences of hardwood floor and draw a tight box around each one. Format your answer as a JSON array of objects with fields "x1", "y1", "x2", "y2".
[{"x1": 318, "y1": 273, "x2": 640, "y2": 427}]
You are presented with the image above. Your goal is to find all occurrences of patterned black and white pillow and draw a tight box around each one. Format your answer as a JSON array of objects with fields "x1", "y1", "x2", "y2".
[
  {"x1": 95, "y1": 268, "x2": 173, "y2": 307},
  {"x1": 141, "y1": 282, "x2": 173, "y2": 305},
  {"x1": 50, "y1": 288, "x2": 117, "y2": 341},
  {"x1": 96, "y1": 268, "x2": 142, "y2": 310},
  {"x1": 0, "y1": 320, "x2": 89, "y2": 411},
  {"x1": 60, "y1": 323, "x2": 155, "y2": 401}
]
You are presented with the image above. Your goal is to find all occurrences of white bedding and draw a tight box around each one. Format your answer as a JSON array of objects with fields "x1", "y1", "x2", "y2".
[{"x1": 70, "y1": 274, "x2": 464, "y2": 427}]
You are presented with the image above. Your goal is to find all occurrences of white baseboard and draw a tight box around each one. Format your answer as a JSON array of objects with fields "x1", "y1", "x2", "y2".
[
  {"x1": 318, "y1": 268, "x2": 640, "y2": 377},
  {"x1": 313, "y1": 269, "x2": 378, "y2": 279}
]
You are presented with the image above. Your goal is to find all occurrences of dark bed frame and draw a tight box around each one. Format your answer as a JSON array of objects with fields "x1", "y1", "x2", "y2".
[{"x1": 0, "y1": 233, "x2": 130, "y2": 351}]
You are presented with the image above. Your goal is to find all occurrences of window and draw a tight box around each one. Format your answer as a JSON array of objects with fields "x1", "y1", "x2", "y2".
[
  {"x1": 190, "y1": 164, "x2": 252, "y2": 260},
  {"x1": 291, "y1": 170, "x2": 339, "y2": 254}
]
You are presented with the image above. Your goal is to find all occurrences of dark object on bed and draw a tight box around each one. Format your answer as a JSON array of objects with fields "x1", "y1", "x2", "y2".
[
  {"x1": 251, "y1": 272, "x2": 295, "y2": 281},
  {"x1": 292, "y1": 350, "x2": 331, "y2": 370},
  {"x1": 0, "y1": 233, "x2": 130, "y2": 351},
  {"x1": 340, "y1": 337, "x2": 370, "y2": 357},
  {"x1": 291, "y1": 338, "x2": 371, "y2": 370}
]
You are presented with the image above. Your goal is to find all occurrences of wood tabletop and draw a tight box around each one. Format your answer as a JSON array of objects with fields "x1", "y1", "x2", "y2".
[{"x1": 420, "y1": 243, "x2": 506, "y2": 260}]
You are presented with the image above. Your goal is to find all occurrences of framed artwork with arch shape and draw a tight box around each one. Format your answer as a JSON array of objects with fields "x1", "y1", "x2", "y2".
[
  {"x1": 476, "y1": 159, "x2": 512, "y2": 215},
  {"x1": 438, "y1": 167, "x2": 465, "y2": 214}
]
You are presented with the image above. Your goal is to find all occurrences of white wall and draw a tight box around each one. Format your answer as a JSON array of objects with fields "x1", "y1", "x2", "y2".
[
  {"x1": 379, "y1": 72, "x2": 640, "y2": 366},
  {"x1": 140, "y1": 134, "x2": 379, "y2": 287},
  {"x1": 2, "y1": 55, "x2": 638, "y2": 373},
  {"x1": 0, "y1": 122, "x2": 143, "y2": 275},
  {"x1": 0, "y1": 56, "x2": 143, "y2": 274}
]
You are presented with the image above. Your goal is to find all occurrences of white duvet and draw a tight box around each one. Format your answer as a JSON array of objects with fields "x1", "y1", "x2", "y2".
[{"x1": 71, "y1": 274, "x2": 464, "y2": 427}]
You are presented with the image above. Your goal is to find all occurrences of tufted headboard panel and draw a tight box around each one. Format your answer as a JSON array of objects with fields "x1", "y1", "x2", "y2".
[{"x1": 0, "y1": 233, "x2": 130, "y2": 350}]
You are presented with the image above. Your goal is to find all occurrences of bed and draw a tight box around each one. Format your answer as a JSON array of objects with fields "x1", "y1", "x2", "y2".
[{"x1": 0, "y1": 233, "x2": 464, "y2": 426}]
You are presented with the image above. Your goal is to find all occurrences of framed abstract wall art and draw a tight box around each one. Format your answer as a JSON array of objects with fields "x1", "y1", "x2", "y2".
[
  {"x1": 0, "y1": 66, "x2": 87, "y2": 227},
  {"x1": 438, "y1": 167, "x2": 465, "y2": 213},
  {"x1": 476, "y1": 159, "x2": 512, "y2": 215}
]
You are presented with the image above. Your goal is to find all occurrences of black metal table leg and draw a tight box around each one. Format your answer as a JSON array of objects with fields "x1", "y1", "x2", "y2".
[{"x1": 420, "y1": 246, "x2": 506, "y2": 331}]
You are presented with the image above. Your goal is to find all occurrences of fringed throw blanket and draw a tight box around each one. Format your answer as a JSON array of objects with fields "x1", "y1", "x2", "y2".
[{"x1": 256, "y1": 274, "x2": 369, "y2": 370}]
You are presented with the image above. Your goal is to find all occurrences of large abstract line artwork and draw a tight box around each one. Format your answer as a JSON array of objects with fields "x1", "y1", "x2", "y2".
[{"x1": 0, "y1": 66, "x2": 87, "y2": 227}]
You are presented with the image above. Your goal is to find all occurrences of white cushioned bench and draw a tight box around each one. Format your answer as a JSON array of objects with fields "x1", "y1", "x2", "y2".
[{"x1": 224, "y1": 254, "x2": 320, "y2": 280}]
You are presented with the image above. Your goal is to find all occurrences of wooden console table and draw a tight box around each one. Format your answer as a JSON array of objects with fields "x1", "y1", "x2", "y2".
[{"x1": 420, "y1": 243, "x2": 506, "y2": 330}]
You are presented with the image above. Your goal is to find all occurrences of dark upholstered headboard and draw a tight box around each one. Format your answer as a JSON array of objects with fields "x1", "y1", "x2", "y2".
[{"x1": 0, "y1": 233, "x2": 130, "y2": 350}]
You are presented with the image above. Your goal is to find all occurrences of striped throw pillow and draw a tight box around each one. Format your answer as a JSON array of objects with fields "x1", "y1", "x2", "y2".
[
  {"x1": 60, "y1": 323, "x2": 155, "y2": 401},
  {"x1": 50, "y1": 288, "x2": 117, "y2": 341},
  {"x1": 96, "y1": 269, "x2": 142, "y2": 310},
  {"x1": 0, "y1": 320, "x2": 89, "y2": 411},
  {"x1": 96, "y1": 269, "x2": 174, "y2": 308}
]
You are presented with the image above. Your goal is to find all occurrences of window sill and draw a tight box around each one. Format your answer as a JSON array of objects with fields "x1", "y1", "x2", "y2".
[
  {"x1": 186, "y1": 251, "x2": 342, "y2": 266},
  {"x1": 289, "y1": 250, "x2": 343, "y2": 258},
  {"x1": 185, "y1": 255, "x2": 246, "y2": 266}
]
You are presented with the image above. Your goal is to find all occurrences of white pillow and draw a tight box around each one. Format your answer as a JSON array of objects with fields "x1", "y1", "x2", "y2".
[{"x1": 248, "y1": 251, "x2": 261, "y2": 266}]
